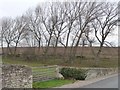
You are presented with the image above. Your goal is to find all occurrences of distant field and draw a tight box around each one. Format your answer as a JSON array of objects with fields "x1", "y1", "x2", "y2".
[
  {"x1": 1, "y1": 47, "x2": 118, "y2": 68},
  {"x1": 2, "y1": 56, "x2": 118, "y2": 68},
  {"x1": 2, "y1": 56, "x2": 44, "y2": 67},
  {"x1": 1, "y1": 47, "x2": 118, "y2": 58}
]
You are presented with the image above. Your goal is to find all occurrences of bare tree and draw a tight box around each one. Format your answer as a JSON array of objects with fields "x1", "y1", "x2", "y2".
[
  {"x1": 91, "y1": 2, "x2": 118, "y2": 65},
  {"x1": 0, "y1": 19, "x2": 4, "y2": 54},
  {"x1": 1, "y1": 18, "x2": 16, "y2": 54},
  {"x1": 41, "y1": 3, "x2": 60, "y2": 55},
  {"x1": 59, "y1": 2, "x2": 80, "y2": 58},
  {"x1": 12, "y1": 16, "x2": 27, "y2": 54},
  {"x1": 50, "y1": 2, "x2": 68, "y2": 54},
  {"x1": 68, "y1": 2, "x2": 103, "y2": 62},
  {"x1": 26, "y1": 6, "x2": 43, "y2": 49}
]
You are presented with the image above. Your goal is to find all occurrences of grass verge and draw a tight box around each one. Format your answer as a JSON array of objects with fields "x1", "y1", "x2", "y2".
[{"x1": 33, "y1": 79, "x2": 75, "y2": 88}]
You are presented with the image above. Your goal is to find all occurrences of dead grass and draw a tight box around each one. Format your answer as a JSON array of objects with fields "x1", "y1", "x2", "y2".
[
  {"x1": 2, "y1": 56, "x2": 118, "y2": 68},
  {"x1": 2, "y1": 56, "x2": 44, "y2": 67}
]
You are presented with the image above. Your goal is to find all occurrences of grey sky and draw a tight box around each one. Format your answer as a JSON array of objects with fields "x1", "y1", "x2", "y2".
[
  {"x1": 0, "y1": 0, "x2": 45, "y2": 18},
  {"x1": 0, "y1": 0, "x2": 119, "y2": 18},
  {"x1": 0, "y1": 0, "x2": 119, "y2": 46}
]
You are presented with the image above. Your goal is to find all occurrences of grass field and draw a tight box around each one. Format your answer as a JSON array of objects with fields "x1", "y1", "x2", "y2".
[
  {"x1": 2, "y1": 56, "x2": 44, "y2": 67},
  {"x1": 33, "y1": 79, "x2": 74, "y2": 88},
  {"x1": 2, "y1": 56, "x2": 118, "y2": 68}
]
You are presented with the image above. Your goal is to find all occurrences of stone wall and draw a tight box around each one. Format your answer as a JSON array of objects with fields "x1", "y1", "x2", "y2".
[
  {"x1": 85, "y1": 68, "x2": 118, "y2": 80},
  {"x1": 2, "y1": 64, "x2": 32, "y2": 88}
]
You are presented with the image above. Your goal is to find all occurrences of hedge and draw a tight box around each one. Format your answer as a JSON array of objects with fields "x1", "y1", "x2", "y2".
[{"x1": 60, "y1": 68, "x2": 87, "y2": 80}]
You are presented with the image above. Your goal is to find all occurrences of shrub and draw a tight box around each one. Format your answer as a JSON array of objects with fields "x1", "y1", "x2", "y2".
[
  {"x1": 60, "y1": 68, "x2": 87, "y2": 80},
  {"x1": 76, "y1": 55, "x2": 86, "y2": 59}
]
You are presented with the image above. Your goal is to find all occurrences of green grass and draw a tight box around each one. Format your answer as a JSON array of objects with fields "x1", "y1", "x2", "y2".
[
  {"x1": 33, "y1": 79, "x2": 74, "y2": 88},
  {"x1": 32, "y1": 67, "x2": 56, "y2": 75},
  {"x1": 32, "y1": 67, "x2": 56, "y2": 72},
  {"x1": 32, "y1": 67, "x2": 57, "y2": 79}
]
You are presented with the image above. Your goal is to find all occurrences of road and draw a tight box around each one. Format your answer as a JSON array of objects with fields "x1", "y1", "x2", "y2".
[{"x1": 81, "y1": 74, "x2": 118, "y2": 88}]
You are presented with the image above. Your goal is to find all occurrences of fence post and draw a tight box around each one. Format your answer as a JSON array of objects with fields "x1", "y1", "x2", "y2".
[{"x1": 56, "y1": 65, "x2": 59, "y2": 77}]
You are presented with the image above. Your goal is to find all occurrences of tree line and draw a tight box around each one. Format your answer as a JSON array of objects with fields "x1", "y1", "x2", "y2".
[{"x1": 0, "y1": 1, "x2": 118, "y2": 64}]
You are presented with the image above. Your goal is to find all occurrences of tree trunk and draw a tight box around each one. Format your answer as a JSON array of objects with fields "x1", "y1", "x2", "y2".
[{"x1": 7, "y1": 44, "x2": 12, "y2": 55}]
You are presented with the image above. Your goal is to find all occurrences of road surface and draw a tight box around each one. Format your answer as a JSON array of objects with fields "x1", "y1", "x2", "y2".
[{"x1": 81, "y1": 74, "x2": 118, "y2": 88}]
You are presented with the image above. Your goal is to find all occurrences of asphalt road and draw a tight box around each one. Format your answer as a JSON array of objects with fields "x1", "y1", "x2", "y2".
[{"x1": 81, "y1": 74, "x2": 118, "y2": 88}]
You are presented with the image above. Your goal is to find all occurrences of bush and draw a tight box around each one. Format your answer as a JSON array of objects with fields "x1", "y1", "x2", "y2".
[
  {"x1": 60, "y1": 68, "x2": 87, "y2": 80},
  {"x1": 76, "y1": 55, "x2": 86, "y2": 59}
]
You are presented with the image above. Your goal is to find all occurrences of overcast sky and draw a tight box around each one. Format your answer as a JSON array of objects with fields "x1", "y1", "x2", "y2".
[
  {"x1": 0, "y1": 0, "x2": 119, "y2": 46},
  {"x1": 0, "y1": 0, "x2": 119, "y2": 18}
]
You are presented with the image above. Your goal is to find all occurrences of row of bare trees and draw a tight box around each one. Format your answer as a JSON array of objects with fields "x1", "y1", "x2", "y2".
[{"x1": 0, "y1": 1, "x2": 118, "y2": 63}]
